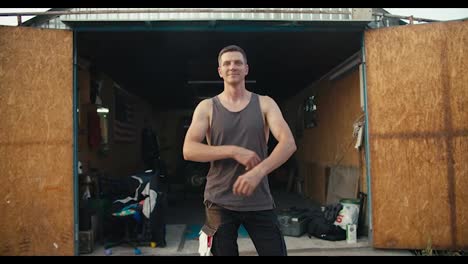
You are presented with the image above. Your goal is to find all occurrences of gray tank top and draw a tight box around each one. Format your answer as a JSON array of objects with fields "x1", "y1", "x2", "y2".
[{"x1": 204, "y1": 93, "x2": 275, "y2": 211}]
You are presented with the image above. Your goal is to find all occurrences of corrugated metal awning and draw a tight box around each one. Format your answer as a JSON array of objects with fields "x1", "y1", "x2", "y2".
[
  {"x1": 60, "y1": 8, "x2": 372, "y2": 22},
  {"x1": 19, "y1": 8, "x2": 373, "y2": 30}
]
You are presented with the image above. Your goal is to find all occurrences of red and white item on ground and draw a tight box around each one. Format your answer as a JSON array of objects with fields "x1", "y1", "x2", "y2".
[{"x1": 198, "y1": 230, "x2": 213, "y2": 256}]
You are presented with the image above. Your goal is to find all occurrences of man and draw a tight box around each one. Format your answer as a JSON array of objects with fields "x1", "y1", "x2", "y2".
[{"x1": 183, "y1": 45, "x2": 296, "y2": 256}]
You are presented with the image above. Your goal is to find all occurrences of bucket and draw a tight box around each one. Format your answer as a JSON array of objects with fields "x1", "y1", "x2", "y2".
[
  {"x1": 334, "y1": 198, "x2": 360, "y2": 230},
  {"x1": 340, "y1": 198, "x2": 360, "y2": 214}
]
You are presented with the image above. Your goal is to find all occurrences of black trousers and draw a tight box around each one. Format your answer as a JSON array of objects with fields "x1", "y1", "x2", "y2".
[
  {"x1": 201, "y1": 202, "x2": 287, "y2": 256},
  {"x1": 149, "y1": 194, "x2": 167, "y2": 247}
]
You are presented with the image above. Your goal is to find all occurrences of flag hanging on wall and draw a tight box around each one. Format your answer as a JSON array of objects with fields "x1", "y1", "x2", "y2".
[{"x1": 114, "y1": 84, "x2": 136, "y2": 143}]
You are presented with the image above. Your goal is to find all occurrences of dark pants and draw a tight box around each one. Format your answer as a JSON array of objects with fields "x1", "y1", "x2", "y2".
[
  {"x1": 148, "y1": 192, "x2": 166, "y2": 247},
  {"x1": 201, "y1": 202, "x2": 287, "y2": 256}
]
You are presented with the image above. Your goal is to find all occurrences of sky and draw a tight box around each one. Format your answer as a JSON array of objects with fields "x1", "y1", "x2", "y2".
[
  {"x1": 383, "y1": 8, "x2": 468, "y2": 22},
  {"x1": 0, "y1": 8, "x2": 50, "y2": 26},
  {"x1": 0, "y1": 8, "x2": 468, "y2": 26}
]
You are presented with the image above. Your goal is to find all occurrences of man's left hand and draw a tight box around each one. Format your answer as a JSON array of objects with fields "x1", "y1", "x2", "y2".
[{"x1": 232, "y1": 171, "x2": 263, "y2": 196}]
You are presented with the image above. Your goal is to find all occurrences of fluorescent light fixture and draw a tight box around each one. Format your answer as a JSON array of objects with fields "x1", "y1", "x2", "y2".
[
  {"x1": 187, "y1": 80, "x2": 257, "y2": 84},
  {"x1": 97, "y1": 107, "x2": 109, "y2": 114}
]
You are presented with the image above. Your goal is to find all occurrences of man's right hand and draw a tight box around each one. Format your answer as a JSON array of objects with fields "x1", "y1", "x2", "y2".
[{"x1": 232, "y1": 147, "x2": 261, "y2": 171}]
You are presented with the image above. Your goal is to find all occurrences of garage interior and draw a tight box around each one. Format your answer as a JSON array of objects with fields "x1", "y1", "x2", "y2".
[{"x1": 75, "y1": 23, "x2": 368, "y2": 254}]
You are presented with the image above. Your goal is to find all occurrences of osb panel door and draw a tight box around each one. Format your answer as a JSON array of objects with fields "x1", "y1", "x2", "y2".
[
  {"x1": 0, "y1": 26, "x2": 74, "y2": 255},
  {"x1": 365, "y1": 21, "x2": 468, "y2": 250}
]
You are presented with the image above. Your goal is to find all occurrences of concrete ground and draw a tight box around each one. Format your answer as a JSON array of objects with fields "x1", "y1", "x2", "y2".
[
  {"x1": 84, "y1": 224, "x2": 412, "y2": 256},
  {"x1": 82, "y1": 189, "x2": 412, "y2": 256}
]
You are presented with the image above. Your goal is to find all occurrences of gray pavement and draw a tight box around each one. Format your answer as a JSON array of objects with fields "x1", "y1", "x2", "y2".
[{"x1": 84, "y1": 224, "x2": 413, "y2": 256}]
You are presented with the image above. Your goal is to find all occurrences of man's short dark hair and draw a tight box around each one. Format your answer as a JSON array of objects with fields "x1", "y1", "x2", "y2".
[{"x1": 218, "y1": 45, "x2": 248, "y2": 65}]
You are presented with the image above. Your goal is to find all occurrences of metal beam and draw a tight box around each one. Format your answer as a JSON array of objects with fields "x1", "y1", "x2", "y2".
[
  {"x1": 188, "y1": 80, "x2": 256, "y2": 84},
  {"x1": 373, "y1": 12, "x2": 441, "y2": 23},
  {"x1": 0, "y1": 8, "x2": 353, "y2": 17}
]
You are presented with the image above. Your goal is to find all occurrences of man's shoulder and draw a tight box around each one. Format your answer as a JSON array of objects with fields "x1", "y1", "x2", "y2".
[
  {"x1": 198, "y1": 98, "x2": 214, "y2": 107},
  {"x1": 256, "y1": 93, "x2": 274, "y2": 101},
  {"x1": 195, "y1": 98, "x2": 214, "y2": 116},
  {"x1": 258, "y1": 94, "x2": 277, "y2": 109}
]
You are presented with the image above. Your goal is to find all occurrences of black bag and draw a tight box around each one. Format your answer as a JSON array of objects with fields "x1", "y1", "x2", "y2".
[
  {"x1": 317, "y1": 225, "x2": 346, "y2": 241},
  {"x1": 323, "y1": 203, "x2": 343, "y2": 223},
  {"x1": 307, "y1": 204, "x2": 346, "y2": 241}
]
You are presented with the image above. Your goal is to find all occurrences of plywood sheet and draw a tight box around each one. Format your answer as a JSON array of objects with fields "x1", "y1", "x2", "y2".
[
  {"x1": 326, "y1": 166, "x2": 359, "y2": 204},
  {"x1": 370, "y1": 138, "x2": 452, "y2": 249},
  {"x1": 302, "y1": 70, "x2": 362, "y2": 166},
  {"x1": 303, "y1": 162, "x2": 329, "y2": 205},
  {"x1": 446, "y1": 23, "x2": 468, "y2": 132},
  {"x1": 365, "y1": 20, "x2": 468, "y2": 250},
  {"x1": 0, "y1": 26, "x2": 73, "y2": 255},
  {"x1": 454, "y1": 136, "x2": 468, "y2": 248},
  {"x1": 0, "y1": 145, "x2": 74, "y2": 255},
  {"x1": 366, "y1": 25, "x2": 446, "y2": 136}
]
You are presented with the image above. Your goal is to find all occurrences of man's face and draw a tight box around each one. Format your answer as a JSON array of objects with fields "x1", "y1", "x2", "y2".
[{"x1": 218, "y1": 51, "x2": 249, "y2": 85}]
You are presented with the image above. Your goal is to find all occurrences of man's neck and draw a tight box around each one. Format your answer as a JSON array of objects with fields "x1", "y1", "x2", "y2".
[{"x1": 222, "y1": 83, "x2": 248, "y2": 102}]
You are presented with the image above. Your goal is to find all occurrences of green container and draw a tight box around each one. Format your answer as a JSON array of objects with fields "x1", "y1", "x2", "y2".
[{"x1": 340, "y1": 198, "x2": 360, "y2": 206}]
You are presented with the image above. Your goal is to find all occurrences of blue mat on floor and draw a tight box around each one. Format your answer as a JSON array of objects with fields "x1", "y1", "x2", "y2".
[{"x1": 185, "y1": 224, "x2": 249, "y2": 240}]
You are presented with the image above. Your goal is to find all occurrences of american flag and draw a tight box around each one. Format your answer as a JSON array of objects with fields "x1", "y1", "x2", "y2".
[{"x1": 114, "y1": 85, "x2": 136, "y2": 143}]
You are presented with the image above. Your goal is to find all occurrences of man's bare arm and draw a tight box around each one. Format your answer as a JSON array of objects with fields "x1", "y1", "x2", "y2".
[
  {"x1": 255, "y1": 96, "x2": 297, "y2": 176},
  {"x1": 233, "y1": 96, "x2": 297, "y2": 196},
  {"x1": 183, "y1": 99, "x2": 261, "y2": 167}
]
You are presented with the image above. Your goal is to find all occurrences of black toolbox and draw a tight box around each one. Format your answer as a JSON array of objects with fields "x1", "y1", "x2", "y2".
[{"x1": 277, "y1": 207, "x2": 310, "y2": 237}]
